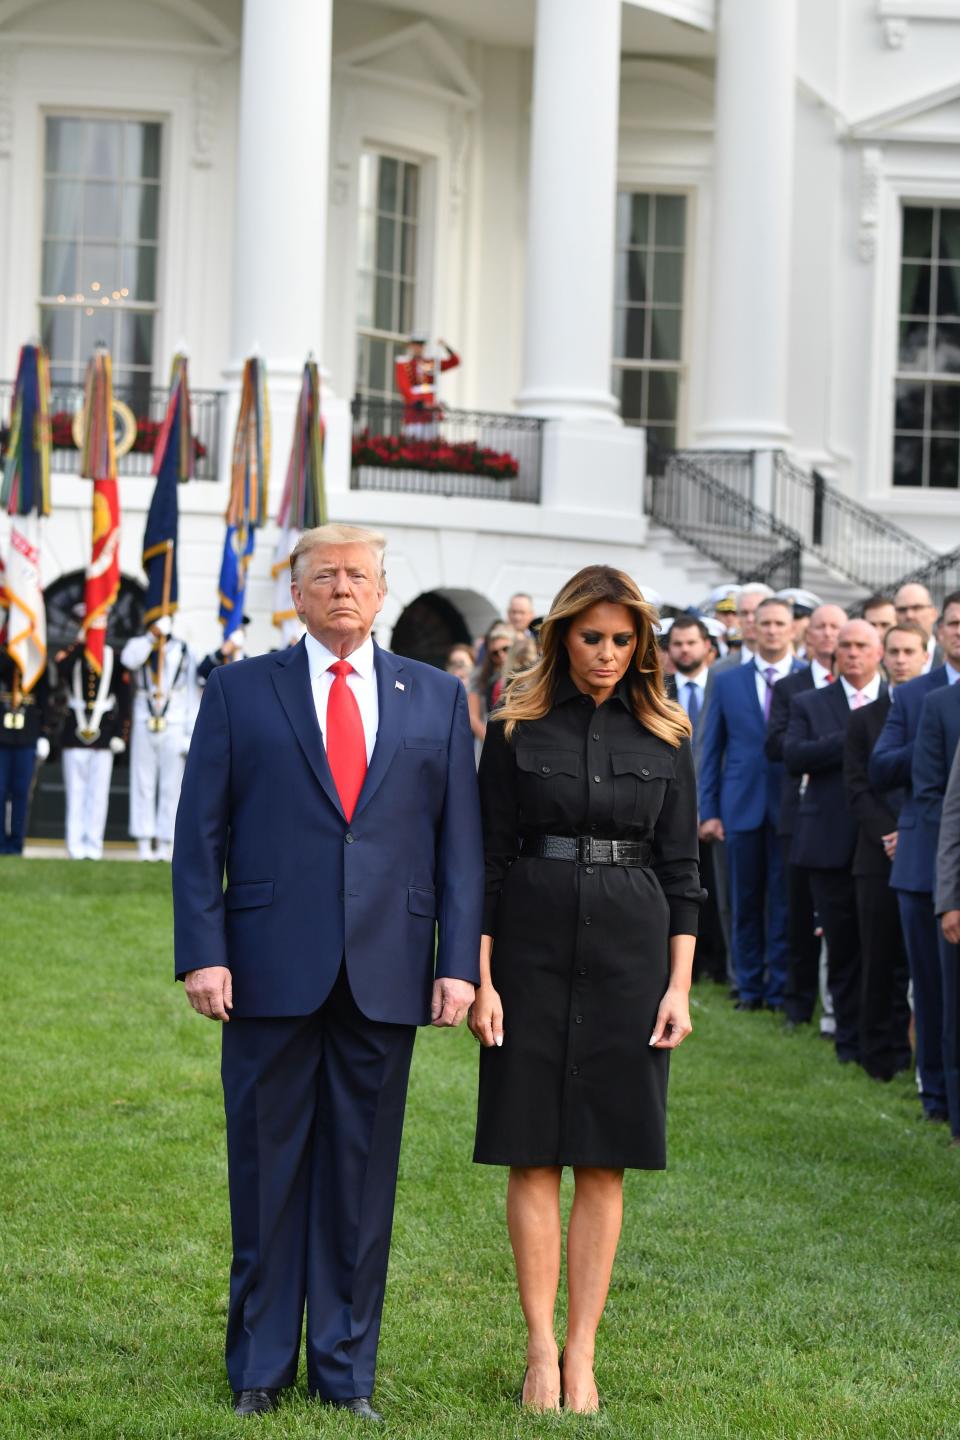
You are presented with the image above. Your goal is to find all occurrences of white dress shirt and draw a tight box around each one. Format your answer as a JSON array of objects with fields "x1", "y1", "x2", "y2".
[
  {"x1": 739, "y1": 645, "x2": 755, "y2": 665},
  {"x1": 840, "y1": 673, "x2": 882, "y2": 708},
  {"x1": 810, "y1": 658, "x2": 834, "y2": 689},
  {"x1": 304, "y1": 631, "x2": 379, "y2": 763},
  {"x1": 678, "y1": 666, "x2": 709, "y2": 718},
  {"x1": 947, "y1": 662, "x2": 960, "y2": 686},
  {"x1": 754, "y1": 652, "x2": 794, "y2": 712}
]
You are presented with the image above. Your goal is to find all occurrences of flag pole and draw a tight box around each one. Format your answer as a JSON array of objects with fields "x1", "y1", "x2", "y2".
[{"x1": 154, "y1": 540, "x2": 174, "y2": 709}]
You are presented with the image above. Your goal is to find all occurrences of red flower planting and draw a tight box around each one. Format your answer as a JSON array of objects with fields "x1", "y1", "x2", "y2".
[
  {"x1": 352, "y1": 430, "x2": 519, "y2": 480},
  {"x1": 1, "y1": 411, "x2": 209, "y2": 461}
]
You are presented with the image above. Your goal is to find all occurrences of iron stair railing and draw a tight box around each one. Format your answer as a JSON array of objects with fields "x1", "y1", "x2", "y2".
[{"x1": 888, "y1": 546, "x2": 960, "y2": 610}]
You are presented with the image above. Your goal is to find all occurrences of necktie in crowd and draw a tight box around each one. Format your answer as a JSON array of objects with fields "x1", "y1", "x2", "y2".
[
  {"x1": 326, "y1": 659, "x2": 367, "y2": 821},
  {"x1": 685, "y1": 680, "x2": 701, "y2": 732},
  {"x1": 763, "y1": 665, "x2": 778, "y2": 721}
]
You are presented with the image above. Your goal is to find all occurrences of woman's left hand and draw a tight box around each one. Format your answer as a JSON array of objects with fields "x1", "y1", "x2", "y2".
[{"x1": 649, "y1": 987, "x2": 692, "y2": 1049}]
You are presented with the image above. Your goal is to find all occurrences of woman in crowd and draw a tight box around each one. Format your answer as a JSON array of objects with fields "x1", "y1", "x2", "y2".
[
  {"x1": 469, "y1": 565, "x2": 703, "y2": 1413},
  {"x1": 445, "y1": 642, "x2": 475, "y2": 687},
  {"x1": 491, "y1": 634, "x2": 540, "y2": 708},
  {"x1": 468, "y1": 621, "x2": 514, "y2": 745}
]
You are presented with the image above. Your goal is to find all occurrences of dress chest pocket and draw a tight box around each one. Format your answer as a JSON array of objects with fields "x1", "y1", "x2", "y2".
[
  {"x1": 515, "y1": 746, "x2": 582, "y2": 824},
  {"x1": 611, "y1": 752, "x2": 674, "y2": 828}
]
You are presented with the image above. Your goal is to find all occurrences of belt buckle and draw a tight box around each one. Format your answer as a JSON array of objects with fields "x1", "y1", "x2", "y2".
[
  {"x1": 610, "y1": 840, "x2": 621, "y2": 865},
  {"x1": 577, "y1": 836, "x2": 592, "y2": 864}
]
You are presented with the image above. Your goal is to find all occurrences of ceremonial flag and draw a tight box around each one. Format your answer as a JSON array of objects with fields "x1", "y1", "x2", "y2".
[
  {"x1": 143, "y1": 353, "x2": 192, "y2": 624},
  {"x1": 219, "y1": 357, "x2": 270, "y2": 638},
  {"x1": 78, "y1": 345, "x2": 121, "y2": 673},
  {"x1": 2, "y1": 343, "x2": 52, "y2": 693},
  {"x1": 271, "y1": 358, "x2": 326, "y2": 644},
  {"x1": 0, "y1": 550, "x2": 7, "y2": 643}
]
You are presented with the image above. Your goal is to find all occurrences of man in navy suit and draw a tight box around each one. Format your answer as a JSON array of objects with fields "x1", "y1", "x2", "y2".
[
  {"x1": 698, "y1": 596, "x2": 806, "y2": 1009},
  {"x1": 785, "y1": 620, "x2": 885, "y2": 1066},
  {"x1": 914, "y1": 673, "x2": 960, "y2": 1139},
  {"x1": 172, "y1": 523, "x2": 483, "y2": 1421},
  {"x1": 869, "y1": 590, "x2": 960, "y2": 1122}
]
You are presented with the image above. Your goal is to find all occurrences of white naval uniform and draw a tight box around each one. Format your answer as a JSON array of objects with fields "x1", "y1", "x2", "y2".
[
  {"x1": 64, "y1": 749, "x2": 114, "y2": 860},
  {"x1": 120, "y1": 634, "x2": 198, "y2": 845}
]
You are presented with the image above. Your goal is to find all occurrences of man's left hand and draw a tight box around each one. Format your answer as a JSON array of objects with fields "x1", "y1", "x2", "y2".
[{"x1": 431, "y1": 977, "x2": 475, "y2": 1028}]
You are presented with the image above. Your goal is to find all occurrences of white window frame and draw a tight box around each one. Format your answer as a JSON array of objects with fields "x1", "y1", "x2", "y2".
[{"x1": 354, "y1": 145, "x2": 427, "y2": 403}]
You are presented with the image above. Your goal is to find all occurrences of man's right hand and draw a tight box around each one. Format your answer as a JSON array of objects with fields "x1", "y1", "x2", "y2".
[
  {"x1": 184, "y1": 966, "x2": 233, "y2": 1021},
  {"x1": 699, "y1": 817, "x2": 724, "y2": 842},
  {"x1": 942, "y1": 910, "x2": 960, "y2": 946}
]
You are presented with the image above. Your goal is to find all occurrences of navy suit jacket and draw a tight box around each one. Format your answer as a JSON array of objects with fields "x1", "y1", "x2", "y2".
[
  {"x1": 785, "y1": 680, "x2": 887, "y2": 871},
  {"x1": 764, "y1": 666, "x2": 815, "y2": 839},
  {"x1": 698, "y1": 658, "x2": 807, "y2": 834},
  {"x1": 869, "y1": 666, "x2": 950, "y2": 893},
  {"x1": 911, "y1": 682, "x2": 960, "y2": 895},
  {"x1": 171, "y1": 638, "x2": 484, "y2": 1023}
]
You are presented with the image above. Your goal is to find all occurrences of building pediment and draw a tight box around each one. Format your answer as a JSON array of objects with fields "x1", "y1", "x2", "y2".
[
  {"x1": 0, "y1": 0, "x2": 238, "y2": 52},
  {"x1": 851, "y1": 81, "x2": 960, "y2": 144},
  {"x1": 335, "y1": 20, "x2": 481, "y2": 110}
]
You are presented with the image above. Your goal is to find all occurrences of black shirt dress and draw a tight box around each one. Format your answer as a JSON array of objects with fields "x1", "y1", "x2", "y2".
[{"x1": 474, "y1": 672, "x2": 703, "y2": 1170}]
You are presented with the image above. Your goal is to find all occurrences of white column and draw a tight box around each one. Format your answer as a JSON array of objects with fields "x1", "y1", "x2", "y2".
[
  {"x1": 517, "y1": 0, "x2": 622, "y2": 422},
  {"x1": 696, "y1": 0, "x2": 797, "y2": 449},
  {"x1": 228, "y1": 0, "x2": 350, "y2": 504}
]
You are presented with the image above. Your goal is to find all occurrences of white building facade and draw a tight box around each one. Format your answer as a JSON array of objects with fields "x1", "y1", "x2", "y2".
[{"x1": 0, "y1": 0, "x2": 959, "y2": 660}]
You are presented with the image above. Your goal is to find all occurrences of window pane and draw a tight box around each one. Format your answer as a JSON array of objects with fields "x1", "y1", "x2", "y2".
[
  {"x1": 652, "y1": 251, "x2": 683, "y2": 305},
  {"x1": 626, "y1": 193, "x2": 650, "y2": 246},
  {"x1": 368, "y1": 337, "x2": 388, "y2": 395},
  {"x1": 45, "y1": 118, "x2": 85, "y2": 175},
  {"x1": 929, "y1": 436, "x2": 959, "y2": 488},
  {"x1": 42, "y1": 241, "x2": 77, "y2": 296},
  {"x1": 402, "y1": 165, "x2": 419, "y2": 219},
  {"x1": 895, "y1": 380, "x2": 926, "y2": 432},
  {"x1": 374, "y1": 274, "x2": 393, "y2": 331},
  {"x1": 44, "y1": 178, "x2": 82, "y2": 237},
  {"x1": 83, "y1": 121, "x2": 122, "y2": 179},
  {"x1": 83, "y1": 181, "x2": 120, "y2": 240},
  {"x1": 937, "y1": 264, "x2": 960, "y2": 320},
  {"x1": 39, "y1": 304, "x2": 76, "y2": 365},
  {"x1": 902, "y1": 207, "x2": 933, "y2": 260},
  {"x1": 81, "y1": 243, "x2": 121, "y2": 297},
  {"x1": 613, "y1": 306, "x2": 648, "y2": 360},
  {"x1": 931, "y1": 382, "x2": 960, "y2": 434},
  {"x1": 893, "y1": 434, "x2": 923, "y2": 486},
  {"x1": 613, "y1": 367, "x2": 645, "y2": 422},
  {"x1": 378, "y1": 157, "x2": 399, "y2": 215},
  {"x1": 646, "y1": 422, "x2": 676, "y2": 451},
  {"x1": 620, "y1": 251, "x2": 649, "y2": 305},
  {"x1": 122, "y1": 184, "x2": 159, "y2": 242},
  {"x1": 400, "y1": 221, "x2": 417, "y2": 279},
  {"x1": 647, "y1": 369, "x2": 678, "y2": 422},
  {"x1": 939, "y1": 209, "x2": 960, "y2": 263},
  {"x1": 898, "y1": 320, "x2": 929, "y2": 371},
  {"x1": 80, "y1": 304, "x2": 114, "y2": 362},
  {"x1": 121, "y1": 244, "x2": 157, "y2": 301},
  {"x1": 650, "y1": 308, "x2": 681, "y2": 362},
  {"x1": 115, "y1": 310, "x2": 154, "y2": 369},
  {"x1": 398, "y1": 281, "x2": 414, "y2": 336},
  {"x1": 654, "y1": 195, "x2": 685, "y2": 248},
  {"x1": 900, "y1": 263, "x2": 931, "y2": 317},
  {"x1": 124, "y1": 122, "x2": 161, "y2": 181},
  {"x1": 935, "y1": 322, "x2": 960, "y2": 375},
  {"x1": 375, "y1": 215, "x2": 396, "y2": 274}
]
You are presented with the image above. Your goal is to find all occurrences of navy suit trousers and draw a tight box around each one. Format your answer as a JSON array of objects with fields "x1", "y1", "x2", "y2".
[
  {"x1": 896, "y1": 891, "x2": 946, "y2": 1117},
  {"x1": 725, "y1": 823, "x2": 788, "y2": 1006},
  {"x1": 221, "y1": 966, "x2": 416, "y2": 1398},
  {"x1": 938, "y1": 932, "x2": 960, "y2": 1138},
  {"x1": 0, "y1": 745, "x2": 36, "y2": 853}
]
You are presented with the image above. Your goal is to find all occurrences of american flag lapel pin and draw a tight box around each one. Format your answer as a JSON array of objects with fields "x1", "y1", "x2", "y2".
[{"x1": 395, "y1": 680, "x2": 405, "y2": 691}]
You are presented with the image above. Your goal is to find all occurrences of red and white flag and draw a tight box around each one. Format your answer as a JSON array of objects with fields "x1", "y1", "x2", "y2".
[
  {"x1": 6, "y1": 516, "x2": 46, "y2": 692},
  {"x1": 82, "y1": 477, "x2": 121, "y2": 672}
]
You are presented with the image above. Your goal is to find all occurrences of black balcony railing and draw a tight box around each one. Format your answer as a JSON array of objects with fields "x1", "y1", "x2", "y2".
[
  {"x1": 350, "y1": 396, "x2": 543, "y2": 503},
  {"x1": 0, "y1": 380, "x2": 223, "y2": 481},
  {"x1": 645, "y1": 446, "x2": 802, "y2": 589}
]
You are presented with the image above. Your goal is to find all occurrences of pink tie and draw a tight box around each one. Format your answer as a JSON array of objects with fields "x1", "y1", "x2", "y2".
[{"x1": 852, "y1": 690, "x2": 867, "y2": 709}]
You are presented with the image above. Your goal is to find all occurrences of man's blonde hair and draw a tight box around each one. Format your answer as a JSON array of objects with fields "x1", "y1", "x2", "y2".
[{"x1": 290, "y1": 524, "x2": 387, "y2": 586}]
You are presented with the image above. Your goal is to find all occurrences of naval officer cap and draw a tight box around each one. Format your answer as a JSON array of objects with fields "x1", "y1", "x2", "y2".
[
  {"x1": 408, "y1": 331, "x2": 428, "y2": 345},
  {"x1": 775, "y1": 587, "x2": 822, "y2": 617}
]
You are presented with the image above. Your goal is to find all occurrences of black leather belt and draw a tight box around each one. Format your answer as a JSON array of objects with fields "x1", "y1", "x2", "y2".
[{"x1": 520, "y1": 835, "x2": 652, "y2": 866}]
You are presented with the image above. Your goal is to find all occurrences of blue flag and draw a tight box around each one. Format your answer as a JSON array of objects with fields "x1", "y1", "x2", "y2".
[
  {"x1": 218, "y1": 523, "x2": 254, "y2": 639},
  {"x1": 142, "y1": 399, "x2": 181, "y2": 624}
]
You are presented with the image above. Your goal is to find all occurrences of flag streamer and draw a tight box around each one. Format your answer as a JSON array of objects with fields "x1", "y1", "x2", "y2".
[
  {"x1": 219, "y1": 357, "x2": 271, "y2": 638},
  {"x1": 271, "y1": 359, "x2": 327, "y2": 642},
  {"x1": 143, "y1": 353, "x2": 191, "y2": 624},
  {"x1": 78, "y1": 346, "x2": 122, "y2": 673}
]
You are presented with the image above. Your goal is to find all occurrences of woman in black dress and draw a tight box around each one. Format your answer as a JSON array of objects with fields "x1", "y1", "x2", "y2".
[{"x1": 468, "y1": 565, "x2": 703, "y2": 1413}]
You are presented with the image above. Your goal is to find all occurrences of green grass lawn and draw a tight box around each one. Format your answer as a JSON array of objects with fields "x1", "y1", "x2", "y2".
[{"x1": 1, "y1": 861, "x2": 958, "y2": 1440}]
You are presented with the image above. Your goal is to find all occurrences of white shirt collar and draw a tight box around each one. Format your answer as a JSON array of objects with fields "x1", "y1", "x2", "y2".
[
  {"x1": 755, "y1": 652, "x2": 794, "y2": 681},
  {"x1": 679, "y1": 666, "x2": 709, "y2": 688},
  {"x1": 810, "y1": 658, "x2": 833, "y2": 688},
  {"x1": 946, "y1": 661, "x2": 960, "y2": 686},
  {"x1": 840, "y1": 673, "x2": 882, "y2": 705},
  {"x1": 303, "y1": 631, "x2": 376, "y2": 681},
  {"x1": 739, "y1": 645, "x2": 754, "y2": 664}
]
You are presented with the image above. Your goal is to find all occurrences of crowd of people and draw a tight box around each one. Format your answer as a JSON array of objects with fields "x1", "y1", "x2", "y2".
[{"x1": 446, "y1": 578, "x2": 960, "y2": 1150}]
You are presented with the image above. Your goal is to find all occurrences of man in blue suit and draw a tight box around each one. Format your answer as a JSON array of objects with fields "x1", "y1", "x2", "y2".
[
  {"x1": 172, "y1": 523, "x2": 483, "y2": 1422},
  {"x1": 699, "y1": 596, "x2": 807, "y2": 1009},
  {"x1": 914, "y1": 675, "x2": 960, "y2": 1139},
  {"x1": 869, "y1": 590, "x2": 960, "y2": 1123}
]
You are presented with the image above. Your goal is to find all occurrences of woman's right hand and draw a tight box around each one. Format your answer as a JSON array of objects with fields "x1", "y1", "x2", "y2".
[{"x1": 468, "y1": 983, "x2": 504, "y2": 1047}]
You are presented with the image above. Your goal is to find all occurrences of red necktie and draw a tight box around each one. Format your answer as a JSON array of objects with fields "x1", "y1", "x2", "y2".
[{"x1": 326, "y1": 659, "x2": 367, "y2": 821}]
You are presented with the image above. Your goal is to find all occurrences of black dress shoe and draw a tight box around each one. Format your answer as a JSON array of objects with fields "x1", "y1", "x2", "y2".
[
  {"x1": 233, "y1": 1388, "x2": 279, "y2": 1416},
  {"x1": 325, "y1": 1397, "x2": 385, "y2": 1423}
]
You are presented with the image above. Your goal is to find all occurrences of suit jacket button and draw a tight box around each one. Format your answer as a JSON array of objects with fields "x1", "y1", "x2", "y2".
[{"x1": 345, "y1": 832, "x2": 355, "y2": 843}]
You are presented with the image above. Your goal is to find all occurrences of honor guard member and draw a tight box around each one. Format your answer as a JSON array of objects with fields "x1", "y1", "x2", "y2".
[
  {"x1": 121, "y1": 617, "x2": 198, "y2": 861},
  {"x1": 55, "y1": 636, "x2": 132, "y2": 860},
  {"x1": 394, "y1": 333, "x2": 459, "y2": 438},
  {"x1": 0, "y1": 642, "x2": 52, "y2": 855},
  {"x1": 197, "y1": 617, "x2": 249, "y2": 684}
]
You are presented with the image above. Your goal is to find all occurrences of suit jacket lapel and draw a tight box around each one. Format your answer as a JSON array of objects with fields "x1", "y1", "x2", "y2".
[
  {"x1": 353, "y1": 644, "x2": 408, "y2": 819},
  {"x1": 271, "y1": 640, "x2": 345, "y2": 818}
]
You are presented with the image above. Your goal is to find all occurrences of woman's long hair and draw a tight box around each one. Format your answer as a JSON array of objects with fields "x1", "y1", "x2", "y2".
[{"x1": 496, "y1": 565, "x2": 691, "y2": 747}]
